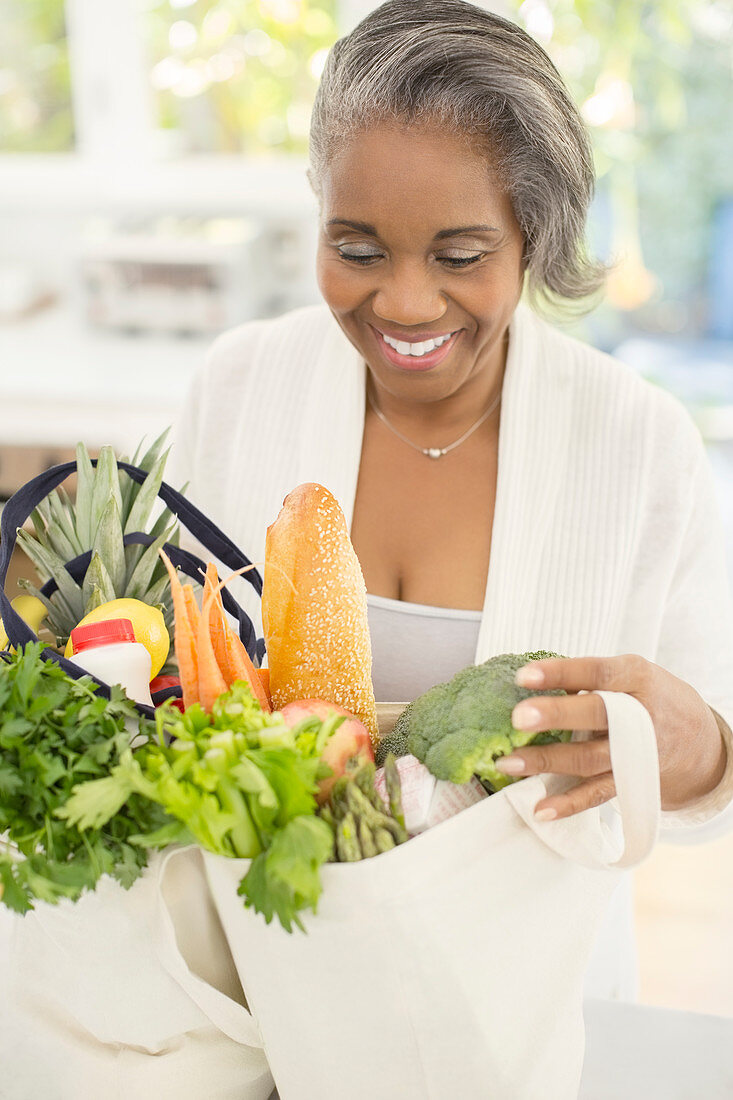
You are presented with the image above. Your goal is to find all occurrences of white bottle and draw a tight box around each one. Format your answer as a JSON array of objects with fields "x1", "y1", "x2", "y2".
[{"x1": 68, "y1": 617, "x2": 154, "y2": 708}]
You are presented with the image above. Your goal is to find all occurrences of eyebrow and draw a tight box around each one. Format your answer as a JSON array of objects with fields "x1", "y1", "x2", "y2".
[{"x1": 326, "y1": 219, "x2": 500, "y2": 239}]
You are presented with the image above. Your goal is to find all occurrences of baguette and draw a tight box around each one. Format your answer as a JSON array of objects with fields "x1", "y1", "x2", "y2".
[{"x1": 262, "y1": 483, "x2": 378, "y2": 742}]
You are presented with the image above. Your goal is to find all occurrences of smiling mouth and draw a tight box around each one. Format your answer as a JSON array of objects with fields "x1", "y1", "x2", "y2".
[
  {"x1": 379, "y1": 330, "x2": 454, "y2": 358},
  {"x1": 370, "y1": 325, "x2": 461, "y2": 371}
]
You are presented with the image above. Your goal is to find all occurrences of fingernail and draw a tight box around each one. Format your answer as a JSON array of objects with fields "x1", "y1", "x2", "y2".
[
  {"x1": 512, "y1": 703, "x2": 541, "y2": 730},
  {"x1": 495, "y1": 755, "x2": 526, "y2": 776},
  {"x1": 535, "y1": 807, "x2": 557, "y2": 822},
  {"x1": 516, "y1": 666, "x2": 544, "y2": 688}
]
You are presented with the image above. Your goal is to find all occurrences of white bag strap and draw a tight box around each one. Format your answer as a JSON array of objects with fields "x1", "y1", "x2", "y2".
[
  {"x1": 151, "y1": 846, "x2": 265, "y2": 1048},
  {"x1": 505, "y1": 690, "x2": 660, "y2": 870},
  {"x1": 596, "y1": 690, "x2": 661, "y2": 868}
]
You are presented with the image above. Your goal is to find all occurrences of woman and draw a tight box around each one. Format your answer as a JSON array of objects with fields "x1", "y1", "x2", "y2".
[{"x1": 170, "y1": 0, "x2": 733, "y2": 997}]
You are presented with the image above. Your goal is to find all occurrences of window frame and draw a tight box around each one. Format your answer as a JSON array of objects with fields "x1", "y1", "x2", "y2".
[{"x1": 0, "y1": 0, "x2": 384, "y2": 213}]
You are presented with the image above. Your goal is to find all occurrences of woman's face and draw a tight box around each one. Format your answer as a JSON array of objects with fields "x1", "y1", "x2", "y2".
[{"x1": 316, "y1": 123, "x2": 526, "y2": 406}]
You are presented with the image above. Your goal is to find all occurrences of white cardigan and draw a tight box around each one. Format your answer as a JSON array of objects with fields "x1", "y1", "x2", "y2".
[{"x1": 170, "y1": 302, "x2": 733, "y2": 996}]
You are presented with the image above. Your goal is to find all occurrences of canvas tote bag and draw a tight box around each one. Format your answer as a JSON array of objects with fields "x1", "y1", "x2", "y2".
[
  {"x1": 1, "y1": 846, "x2": 273, "y2": 1100},
  {"x1": 204, "y1": 690, "x2": 660, "y2": 1100},
  {"x1": 0, "y1": 460, "x2": 273, "y2": 1098}
]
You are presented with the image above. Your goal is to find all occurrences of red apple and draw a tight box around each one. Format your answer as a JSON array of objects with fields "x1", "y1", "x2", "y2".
[{"x1": 279, "y1": 699, "x2": 374, "y2": 803}]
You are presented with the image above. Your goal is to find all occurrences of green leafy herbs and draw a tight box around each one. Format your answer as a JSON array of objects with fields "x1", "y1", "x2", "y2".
[
  {"x1": 0, "y1": 644, "x2": 168, "y2": 913},
  {"x1": 61, "y1": 681, "x2": 336, "y2": 933}
]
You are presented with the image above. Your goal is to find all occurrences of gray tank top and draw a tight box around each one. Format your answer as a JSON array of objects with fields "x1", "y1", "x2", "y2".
[{"x1": 366, "y1": 593, "x2": 482, "y2": 703}]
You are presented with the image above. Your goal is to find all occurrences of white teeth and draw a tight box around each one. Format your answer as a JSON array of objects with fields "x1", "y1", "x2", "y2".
[{"x1": 381, "y1": 332, "x2": 452, "y2": 356}]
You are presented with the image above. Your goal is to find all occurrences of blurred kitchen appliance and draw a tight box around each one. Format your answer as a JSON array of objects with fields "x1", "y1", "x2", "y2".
[{"x1": 79, "y1": 216, "x2": 264, "y2": 336}]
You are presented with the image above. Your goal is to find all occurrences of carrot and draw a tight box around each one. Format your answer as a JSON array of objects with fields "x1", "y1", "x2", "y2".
[
  {"x1": 159, "y1": 550, "x2": 199, "y2": 709},
  {"x1": 256, "y1": 667, "x2": 271, "y2": 706},
  {"x1": 203, "y1": 562, "x2": 233, "y2": 683},
  {"x1": 197, "y1": 578, "x2": 228, "y2": 712},
  {"x1": 202, "y1": 563, "x2": 273, "y2": 713},
  {"x1": 182, "y1": 584, "x2": 201, "y2": 636},
  {"x1": 223, "y1": 617, "x2": 272, "y2": 712}
]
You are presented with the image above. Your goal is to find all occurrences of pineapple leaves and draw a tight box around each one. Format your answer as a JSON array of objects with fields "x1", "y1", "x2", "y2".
[
  {"x1": 90, "y1": 447, "x2": 123, "y2": 546},
  {"x1": 143, "y1": 574, "x2": 173, "y2": 621},
  {"x1": 74, "y1": 442, "x2": 96, "y2": 548},
  {"x1": 45, "y1": 490, "x2": 84, "y2": 561},
  {"x1": 82, "y1": 552, "x2": 117, "y2": 613},
  {"x1": 12, "y1": 434, "x2": 179, "y2": 643},
  {"x1": 136, "y1": 428, "x2": 171, "y2": 483},
  {"x1": 16, "y1": 529, "x2": 85, "y2": 623},
  {"x1": 120, "y1": 428, "x2": 170, "y2": 529},
  {"x1": 91, "y1": 497, "x2": 126, "y2": 596},
  {"x1": 123, "y1": 448, "x2": 170, "y2": 537},
  {"x1": 125, "y1": 525, "x2": 176, "y2": 600}
]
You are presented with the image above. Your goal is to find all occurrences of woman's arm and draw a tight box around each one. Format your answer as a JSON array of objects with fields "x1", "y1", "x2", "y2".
[{"x1": 494, "y1": 438, "x2": 733, "y2": 836}]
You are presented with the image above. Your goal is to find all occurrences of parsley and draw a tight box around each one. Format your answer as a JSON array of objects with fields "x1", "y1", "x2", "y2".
[{"x1": 0, "y1": 644, "x2": 169, "y2": 913}]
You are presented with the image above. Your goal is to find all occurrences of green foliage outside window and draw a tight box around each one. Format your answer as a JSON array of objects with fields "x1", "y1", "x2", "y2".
[
  {"x1": 1, "y1": 0, "x2": 731, "y2": 339},
  {"x1": 142, "y1": 0, "x2": 338, "y2": 155},
  {"x1": 0, "y1": 0, "x2": 73, "y2": 152},
  {"x1": 505, "y1": 0, "x2": 733, "y2": 338}
]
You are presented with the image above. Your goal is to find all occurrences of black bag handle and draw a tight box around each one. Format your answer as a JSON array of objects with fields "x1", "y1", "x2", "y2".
[{"x1": 0, "y1": 459, "x2": 266, "y2": 719}]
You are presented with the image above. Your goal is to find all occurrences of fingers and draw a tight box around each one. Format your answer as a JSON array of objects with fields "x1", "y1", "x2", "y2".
[
  {"x1": 533, "y1": 772, "x2": 617, "y2": 821},
  {"x1": 511, "y1": 691, "x2": 608, "y2": 735},
  {"x1": 515, "y1": 653, "x2": 650, "y2": 695},
  {"x1": 495, "y1": 736, "x2": 611, "y2": 779}
]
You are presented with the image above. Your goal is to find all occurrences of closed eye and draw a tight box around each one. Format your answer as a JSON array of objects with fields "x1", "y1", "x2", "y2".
[
  {"x1": 437, "y1": 253, "x2": 485, "y2": 268},
  {"x1": 337, "y1": 247, "x2": 383, "y2": 265}
]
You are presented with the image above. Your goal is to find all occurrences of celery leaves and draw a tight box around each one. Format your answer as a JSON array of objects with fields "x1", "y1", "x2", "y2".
[{"x1": 63, "y1": 682, "x2": 337, "y2": 932}]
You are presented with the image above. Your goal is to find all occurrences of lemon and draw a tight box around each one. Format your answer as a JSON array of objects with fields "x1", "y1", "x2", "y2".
[
  {"x1": 65, "y1": 598, "x2": 170, "y2": 679},
  {"x1": 0, "y1": 595, "x2": 48, "y2": 650}
]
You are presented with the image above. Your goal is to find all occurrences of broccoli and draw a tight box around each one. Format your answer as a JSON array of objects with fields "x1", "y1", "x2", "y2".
[
  {"x1": 374, "y1": 702, "x2": 414, "y2": 767},
  {"x1": 406, "y1": 651, "x2": 571, "y2": 790}
]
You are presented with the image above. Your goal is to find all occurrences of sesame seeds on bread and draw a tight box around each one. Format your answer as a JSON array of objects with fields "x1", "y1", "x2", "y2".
[{"x1": 262, "y1": 483, "x2": 379, "y2": 742}]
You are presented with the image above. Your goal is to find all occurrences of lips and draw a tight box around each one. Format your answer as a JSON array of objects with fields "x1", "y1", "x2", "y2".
[{"x1": 370, "y1": 325, "x2": 461, "y2": 372}]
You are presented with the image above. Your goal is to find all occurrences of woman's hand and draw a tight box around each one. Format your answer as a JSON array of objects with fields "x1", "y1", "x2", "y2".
[{"x1": 494, "y1": 655, "x2": 727, "y2": 820}]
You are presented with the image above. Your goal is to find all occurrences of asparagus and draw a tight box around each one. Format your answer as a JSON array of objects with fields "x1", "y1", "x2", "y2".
[{"x1": 321, "y1": 761, "x2": 408, "y2": 861}]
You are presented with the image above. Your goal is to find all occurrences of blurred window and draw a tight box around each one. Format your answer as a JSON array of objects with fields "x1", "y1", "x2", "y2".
[
  {"x1": 0, "y1": 0, "x2": 74, "y2": 152},
  {"x1": 142, "y1": 0, "x2": 338, "y2": 156},
  {"x1": 506, "y1": 0, "x2": 733, "y2": 346}
]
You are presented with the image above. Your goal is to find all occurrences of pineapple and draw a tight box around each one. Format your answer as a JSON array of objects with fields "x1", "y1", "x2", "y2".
[{"x1": 16, "y1": 432, "x2": 180, "y2": 651}]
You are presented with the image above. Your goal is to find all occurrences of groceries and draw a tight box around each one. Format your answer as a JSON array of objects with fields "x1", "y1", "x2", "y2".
[
  {"x1": 67, "y1": 617, "x2": 155, "y2": 708},
  {"x1": 160, "y1": 553, "x2": 270, "y2": 711},
  {"x1": 262, "y1": 482, "x2": 379, "y2": 741},
  {"x1": 0, "y1": 594, "x2": 47, "y2": 650},
  {"x1": 279, "y1": 698, "x2": 374, "y2": 803},
  {"x1": 1, "y1": 470, "x2": 569, "y2": 936},
  {"x1": 61, "y1": 681, "x2": 339, "y2": 932},
  {"x1": 322, "y1": 758, "x2": 408, "y2": 861},
  {"x1": 15, "y1": 435, "x2": 177, "y2": 652},
  {"x1": 374, "y1": 754, "x2": 487, "y2": 834},
  {"x1": 64, "y1": 597, "x2": 170, "y2": 680},
  {"x1": 0, "y1": 643, "x2": 166, "y2": 912},
  {"x1": 399, "y1": 651, "x2": 572, "y2": 790}
]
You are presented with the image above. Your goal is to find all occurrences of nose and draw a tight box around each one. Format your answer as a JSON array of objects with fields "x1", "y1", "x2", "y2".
[{"x1": 371, "y1": 262, "x2": 447, "y2": 327}]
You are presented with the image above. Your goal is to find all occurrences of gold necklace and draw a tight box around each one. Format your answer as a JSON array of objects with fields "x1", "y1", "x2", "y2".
[{"x1": 367, "y1": 388, "x2": 501, "y2": 459}]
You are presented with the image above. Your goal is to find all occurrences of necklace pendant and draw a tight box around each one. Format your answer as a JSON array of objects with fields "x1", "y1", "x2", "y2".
[{"x1": 425, "y1": 447, "x2": 445, "y2": 460}]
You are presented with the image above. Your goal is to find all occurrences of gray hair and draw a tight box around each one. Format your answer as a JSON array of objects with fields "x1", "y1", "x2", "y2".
[{"x1": 309, "y1": 0, "x2": 605, "y2": 308}]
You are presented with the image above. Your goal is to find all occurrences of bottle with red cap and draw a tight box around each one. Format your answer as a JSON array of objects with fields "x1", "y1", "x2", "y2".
[{"x1": 68, "y1": 617, "x2": 154, "y2": 708}]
